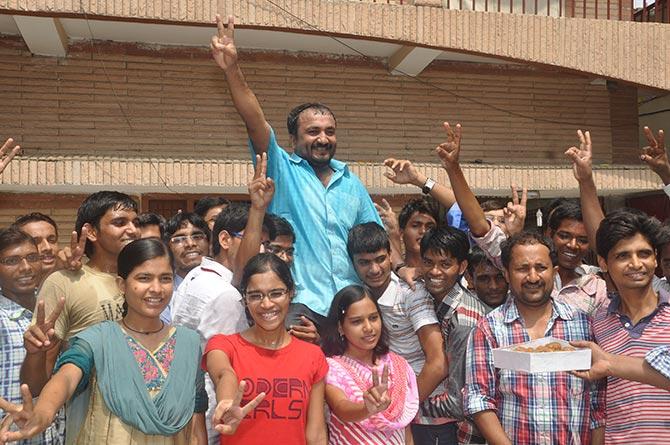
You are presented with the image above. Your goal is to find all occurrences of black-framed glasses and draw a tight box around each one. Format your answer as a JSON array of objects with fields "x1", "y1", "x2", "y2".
[
  {"x1": 263, "y1": 242, "x2": 295, "y2": 257},
  {"x1": 169, "y1": 232, "x2": 207, "y2": 245},
  {"x1": 244, "y1": 288, "x2": 289, "y2": 304},
  {"x1": 0, "y1": 253, "x2": 43, "y2": 266}
]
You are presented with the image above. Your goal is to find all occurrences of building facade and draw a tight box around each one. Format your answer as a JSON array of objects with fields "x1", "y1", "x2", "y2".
[{"x1": 0, "y1": 0, "x2": 668, "y2": 228}]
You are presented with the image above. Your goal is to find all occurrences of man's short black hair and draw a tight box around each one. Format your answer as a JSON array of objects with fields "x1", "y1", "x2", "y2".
[
  {"x1": 467, "y1": 246, "x2": 495, "y2": 275},
  {"x1": 0, "y1": 228, "x2": 36, "y2": 255},
  {"x1": 138, "y1": 213, "x2": 166, "y2": 238},
  {"x1": 268, "y1": 214, "x2": 295, "y2": 243},
  {"x1": 286, "y1": 103, "x2": 336, "y2": 137},
  {"x1": 420, "y1": 226, "x2": 469, "y2": 263},
  {"x1": 163, "y1": 212, "x2": 210, "y2": 244},
  {"x1": 501, "y1": 231, "x2": 558, "y2": 269},
  {"x1": 75, "y1": 191, "x2": 138, "y2": 256},
  {"x1": 13, "y1": 212, "x2": 59, "y2": 237},
  {"x1": 541, "y1": 198, "x2": 572, "y2": 231},
  {"x1": 210, "y1": 204, "x2": 275, "y2": 256},
  {"x1": 547, "y1": 203, "x2": 583, "y2": 233},
  {"x1": 596, "y1": 208, "x2": 670, "y2": 259},
  {"x1": 194, "y1": 196, "x2": 231, "y2": 218},
  {"x1": 347, "y1": 223, "x2": 389, "y2": 261},
  {"x1": 480, "y1": 199, "x2": 506, "y2": 212},
  {"x1": 398, "y1": 198, "x2": 438, "y2": 230}
]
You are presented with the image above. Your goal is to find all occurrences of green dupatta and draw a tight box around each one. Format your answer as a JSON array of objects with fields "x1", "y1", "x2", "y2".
[{"x1": 72, "y1": 321, "x2": 201, "y2": 436}]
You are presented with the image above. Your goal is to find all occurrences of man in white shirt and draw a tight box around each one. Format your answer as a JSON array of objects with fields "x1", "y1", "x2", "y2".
[{"x1": 171, "y1": 158, "x2": 274, "y2": 444}]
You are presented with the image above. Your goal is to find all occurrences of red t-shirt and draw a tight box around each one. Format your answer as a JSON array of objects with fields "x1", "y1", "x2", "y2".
[{"x1": 203, "y1": 333, "x2": 328, "y2": 445}]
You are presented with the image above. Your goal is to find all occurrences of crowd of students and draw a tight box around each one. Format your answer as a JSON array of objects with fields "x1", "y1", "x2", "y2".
[{"x1": 0, "y1": 13, "x2": 669, "y2": 445}]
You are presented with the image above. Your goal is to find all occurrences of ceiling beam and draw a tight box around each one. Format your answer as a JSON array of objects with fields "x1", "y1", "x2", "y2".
[
  {"x1": 13, "y1": 16, "x2": 68, "y2": 57},
  {"x1": 388, "y1": 45, "x2": 442, "y2": 76}
]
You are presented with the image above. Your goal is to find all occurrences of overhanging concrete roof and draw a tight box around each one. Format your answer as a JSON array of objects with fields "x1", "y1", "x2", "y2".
[{"x1": 1, "y1": 0, "x2": 669, "y2": 89}]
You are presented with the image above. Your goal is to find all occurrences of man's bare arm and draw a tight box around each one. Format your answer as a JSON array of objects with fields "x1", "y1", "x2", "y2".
[
  {"x1": 416, "y1": 323, "x2": 448, "y2": 401},
  {"x1": 435, "y1": 123, "x2": 490, "y2": 237},
  {"x1": 472, "y1": 410, "x2": 513, "y2": 445},
  {"x1": 20, "y1": 299, "x2": 65, "y2": 395},
  {"x1": 565, "y1": 130, "x2": 604, "y2": 249},
  {"x1": 211, "y1": 15, "x2": 271, "y2": 153}
]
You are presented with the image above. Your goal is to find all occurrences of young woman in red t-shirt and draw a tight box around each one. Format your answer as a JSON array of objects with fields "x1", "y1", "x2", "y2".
[{"x1": 203, "y1": 253, "x2": 328, "y2": 445}]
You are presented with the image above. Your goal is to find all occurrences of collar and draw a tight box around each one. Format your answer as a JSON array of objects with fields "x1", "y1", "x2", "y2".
[
  {"x1": 376, "y1": 273, "x2": 400, "y2": 306},
  {"x1": 502, "y1": 296, "x2": 574, "y2": 324},
  {"x1": 436, "y1": 284, "x2": 466, "y2": 320},
  {"x1": 0, "y1": 294, "x2": 32, "y2": 321},
  {"x1": 198, "y1": 257, "x2": 233, "y2": 281},
  {"x1": 607, "y1": 287, "x2": 670, "y2": 316},
  {"x1": 554, "y1": 269, "x2": 601, "y2": 294}
]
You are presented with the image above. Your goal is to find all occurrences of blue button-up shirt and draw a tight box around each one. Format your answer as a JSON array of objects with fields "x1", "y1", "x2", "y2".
[
  {"x1": 0, "y1": 294, "x2": 63, "y2": 444},
  {"x1": 252, "y1": 129, "x2": 382, "y2": 316}
]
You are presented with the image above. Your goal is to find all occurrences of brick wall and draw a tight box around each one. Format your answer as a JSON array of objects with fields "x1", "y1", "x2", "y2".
[
  {"x1": 0, "y1": 194, "x2": 87, "y2": 236},
  {"x1": 1, "y1": 36, "x2": 638, "y2": 166}
]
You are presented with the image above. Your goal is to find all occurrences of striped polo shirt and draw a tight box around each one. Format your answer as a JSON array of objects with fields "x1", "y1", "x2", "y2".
[{"x1": 592, "y1": 289, "x2": 670, "y2": 444}]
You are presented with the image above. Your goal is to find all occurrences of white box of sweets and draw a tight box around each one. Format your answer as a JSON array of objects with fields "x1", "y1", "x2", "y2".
[{"x1": 492, "y1": 337, "x2": 591, "y2": 373}]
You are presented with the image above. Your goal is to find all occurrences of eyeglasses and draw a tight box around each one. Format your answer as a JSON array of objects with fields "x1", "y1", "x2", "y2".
[
  {"x1": 169, "y1": 232, "x2": 207, "y2": 245},
  {"x1": 244, "y1": 288, "x2": 289, "y2": 304},
  {"x1": 263, "y1": 242, "x2": 295, "y2": 257},
  {"x1": 0, "y1": 253, "x2": 43, "y2": 266},
  {"x1": 229, "y1": 231, "x2": 244, "y2": 239}
]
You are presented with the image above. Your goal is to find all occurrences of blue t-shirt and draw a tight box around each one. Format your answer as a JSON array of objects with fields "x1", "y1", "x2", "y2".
[{"x1": 251, "y1": 128, "x2": 382, "y2": 315}]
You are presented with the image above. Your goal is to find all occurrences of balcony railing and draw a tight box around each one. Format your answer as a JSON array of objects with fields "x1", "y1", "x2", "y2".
[{"x1": 358, "y1": 0, "x2": 669, "y2": 22}]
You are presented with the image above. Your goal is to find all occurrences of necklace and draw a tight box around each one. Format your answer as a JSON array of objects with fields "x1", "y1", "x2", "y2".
[{"x1": 122, "y1": 319, "x2": 164, "y2": 335}]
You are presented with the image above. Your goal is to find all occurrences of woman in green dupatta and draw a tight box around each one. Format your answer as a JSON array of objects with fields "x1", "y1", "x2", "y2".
[{"x1": 0, "y1": 238, "x2": 208, "y2": 445}]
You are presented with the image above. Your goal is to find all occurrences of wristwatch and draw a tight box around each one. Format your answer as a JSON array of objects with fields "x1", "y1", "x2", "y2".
[{"x1": 422, "y1": 178, "x2": 436, "y2": 195}]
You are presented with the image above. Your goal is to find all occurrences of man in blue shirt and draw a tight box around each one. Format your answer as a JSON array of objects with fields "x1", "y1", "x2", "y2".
[{"x1": 211, "y1": 15, "x2": 381, "y2": 328}]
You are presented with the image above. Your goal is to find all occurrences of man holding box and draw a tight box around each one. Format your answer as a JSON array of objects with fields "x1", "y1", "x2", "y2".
[{"x1": 463, "y1": 231, "x2": 605, "y2": 445}]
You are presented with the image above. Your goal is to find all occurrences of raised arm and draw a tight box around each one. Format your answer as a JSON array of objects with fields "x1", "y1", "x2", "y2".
[
  {"x1": 565, "y1": 130, "x2": 603, "y2": 249},
  {"x1": 435, "y1": 123, "x2": 490, "y2": 237},
  {"x1": 383, "y1": 158, "x2": 456, "y2": 209},
  {"x1": 231, "y1": 153, "x2": 274, "y2": 286},
  {"x1": 640, "y1": 127, "x2": 670, "y2": 185},
  {"x1": 211, "y1": 15, "x2": 271, "y2": 153},
  {"x1": 20, "y1": 298, "x2": 65, "y2": 396}
]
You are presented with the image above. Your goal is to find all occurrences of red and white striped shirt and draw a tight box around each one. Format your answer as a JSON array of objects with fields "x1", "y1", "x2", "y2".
[{"x1": 592, "y1": 289, "x2": 670, "y2": 444}]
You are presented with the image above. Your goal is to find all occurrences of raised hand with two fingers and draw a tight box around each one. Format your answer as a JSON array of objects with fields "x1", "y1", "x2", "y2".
[
  {"x1": 503, "y1": 185, "x2": 528, "y2": 236},
  {"x1": 363, "y1": 364, "x2": 391, "y2": 416},
  {"x1": 374, "y1": 199, "x2": 399, "y2": 235},
  {"x1": 640, "y1": 126, "x2": 670, "y2": 184},
  {"x1": 249, "y1": 153, "x2": 275, "y2": 211},
  {"x1": 212, "y1": 380, "x2": 266, "y2": 435},
  {"x1": 0, "y1": 384, "x2": 51, "y2": 444},
  {"x1": 56, "y1": 227, "x2": 88, "y2": 272},
  {"x1": 565, "y1": 130, "x2": 593, "y2": 182},
  {"x1": 23, "y1": 298, "x2": 65, "y2": 355},
  {"x1": 434, "y1": 122, "x2": 462, "y2": 171},
  {"x1": 211, "y1": 15, "x2": 239, "y2": 72}
]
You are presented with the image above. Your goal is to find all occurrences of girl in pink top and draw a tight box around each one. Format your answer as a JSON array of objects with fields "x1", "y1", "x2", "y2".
[{"x1": 322, "y1": 285, "x2": 419, "y2": 445}]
